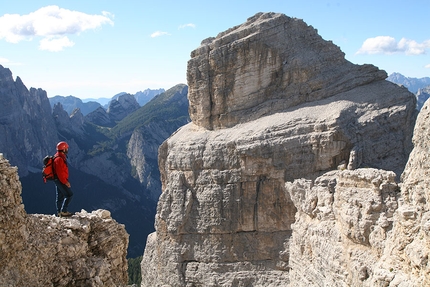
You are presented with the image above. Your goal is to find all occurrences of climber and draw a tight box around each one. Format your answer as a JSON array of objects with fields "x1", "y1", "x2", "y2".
[{"x1": 53, "y1": 141, "x2": 74, "y2": 217}]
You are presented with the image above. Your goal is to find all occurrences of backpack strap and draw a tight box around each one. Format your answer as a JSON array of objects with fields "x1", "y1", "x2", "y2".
[{"x1": 52, "y1": 155, "x2": 58, "y2": 179}]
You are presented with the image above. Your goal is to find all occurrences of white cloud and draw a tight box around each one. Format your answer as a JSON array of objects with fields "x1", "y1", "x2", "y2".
[
  {"x1": 39, "y1": 36, "x2": 75, "y2": 52},
  {"x1": 0, "y1": 57, "x2": 22, "y2": 66},
  {"x1": 356, "y1": 36, "x2": 430, "y2": 55},
  {"x1": 0, "y1": 57, "x2": 10, "y2": 63},
  {"x1": 178, "y1": 23, "x2": 196, "y2": 29},
  {"x1": 102, "y1": 11, "x2": 114, "y2": 19},
  {"x1": 150, "y1": 31, "x2": 170, "y2": 38},
  {"x1": 0, "y1": 5, "x2": 113, "y2": 50},
  {"x1": 425, "y1": 64, "x2": 430, "y2": 69}
]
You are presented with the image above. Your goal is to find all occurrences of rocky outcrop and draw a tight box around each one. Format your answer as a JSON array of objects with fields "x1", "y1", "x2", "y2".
[
  {"x1": 107, "y1": 93, "x2": 140, "y2": 122},
  {"x1": 53, "y1": 102, "x2": 86, "y2": 137},
  {"x1": 85, "y1": 106, "x2": 115, "y2": 127},
  {"x1": 127, "y1": 122, "x2": 168, "y2": 201},
  {"x1": 127, "y1": 84, "x2": 190, "y2": 200},
  {"x1": 387, "y1": 72, "x2": 430, "y2": 94},
  {"x1": 141, "y1": 12, "x2": 417, "y2": 286},
  {"x1": 85, "y1": 93, "x2": 142, "y2": 127},
  {"x1": 187, "y1": 12, "x2": 387, "y2": 131},
  {"x1": 287, "y1": 169, "x2": 399, "y2": 286},
  {"x1": 135, "y1": 88, "x2": 165, "y2": 106},
  {"x1": 0, "y1": 153, "x2": 129, "y2": 287},
  {"x1": 416, "y1": 86, "x2": 430, "y2": 110},
  {"x1": 286, "y1": 98, "x2": 430, "y2": 287},
  {"x1": 0, "y1": 65, "x2": 58, "y2": 176},
  {"x1": 49, "y1": 95, "x2": 102, "y2": 116},
  {"x1": 385, "y1": 99, "x2": 430, "y2": 285}
]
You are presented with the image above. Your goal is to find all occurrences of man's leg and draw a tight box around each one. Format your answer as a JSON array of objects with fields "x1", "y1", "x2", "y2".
[
  {"x1": 61, "y1": 185, "x2": 73, "y2": 213},
  {"x1": 55, "y1": 181, "x2": 73, "y2": 215},
  {"x1": 55, "y1": 184, "x2": 65, "y2": 215}
]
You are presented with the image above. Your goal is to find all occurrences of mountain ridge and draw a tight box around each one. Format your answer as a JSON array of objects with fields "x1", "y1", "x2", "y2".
[
  {"x1": 49, "y1": 88, "x2": 165, "y2": 116},
  {"x1": 0, "y1": 64, "x2": 188, "y2": 258},
  {"x1": 387, "y1": 72, "x2": 430, "y2": 93}
]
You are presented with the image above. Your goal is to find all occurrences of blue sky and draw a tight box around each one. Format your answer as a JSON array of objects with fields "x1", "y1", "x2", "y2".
[{"x1": 0, "y1": 0, "x2": 429, "y2": 99}]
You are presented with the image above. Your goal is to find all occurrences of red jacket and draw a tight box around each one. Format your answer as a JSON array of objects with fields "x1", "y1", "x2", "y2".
[{"x1": 54, "y1": 151, "x2": 68, "y2": 184}]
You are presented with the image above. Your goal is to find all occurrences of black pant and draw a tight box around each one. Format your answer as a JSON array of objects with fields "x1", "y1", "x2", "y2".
[{"x1": 54, "y1": 180, "x2": 73, "y2": 213}]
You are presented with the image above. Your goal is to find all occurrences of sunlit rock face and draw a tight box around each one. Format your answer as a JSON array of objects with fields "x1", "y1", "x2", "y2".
[
  {"x1": 141, "y1": 12, "x2": 417, "y2": 287},
  {"x1": 287, "y1": 98, "x2": 430, "y2": 287},
  {"x1": 187, "y1": 12, "x2": 389, "y2": 131}
]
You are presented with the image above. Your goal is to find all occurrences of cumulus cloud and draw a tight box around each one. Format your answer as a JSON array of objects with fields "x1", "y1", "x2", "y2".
[
  {"x1": 0, "y1": 5, "x2": 113, "y2": 51},
  {"x1": 0, "y1": 57, "x2": 10, "y2": 63},
  {"x1": 150, "y1": 31, "x2": 171, "y2": 38},
  {"x1": 0, "y1": 57, "x2": 22, "y2": 66},
  {"x1": 39, "y1": 36, "x2": 75, "y2": 52},
  {"x1": 178, "y1": 23, "x2": 196, "y2": 29},
  {"x1": 357, "y1": 36, "x2": 430, "y2": 55}
]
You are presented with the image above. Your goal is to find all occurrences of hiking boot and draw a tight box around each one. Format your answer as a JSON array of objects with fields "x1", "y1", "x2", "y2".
[{"x1": 59, "y1": 211, "x2": 73, "y2": 217}]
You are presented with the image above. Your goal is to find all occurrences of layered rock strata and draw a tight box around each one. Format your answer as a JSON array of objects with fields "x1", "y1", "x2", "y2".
[
  {"x1": 287, "y1": 99, "x2": 430, "y2": 286},
  {"x1": 187, "y1": 13, "x2": 388, "y2": 130},
  {"x1": 0, "y1": 154, "x2": 129, "y2": 287},
  {"x1": 141, "y1": 12, "x2": 417, "y2": 286},
  {"x1": 287, "y1": 169, "x2": 399, "y2": 286}
]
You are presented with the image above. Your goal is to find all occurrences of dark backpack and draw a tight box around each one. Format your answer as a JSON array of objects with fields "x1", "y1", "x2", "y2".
[{"x1": 42, "y1": 155, "x2": 57, "y2": 183}]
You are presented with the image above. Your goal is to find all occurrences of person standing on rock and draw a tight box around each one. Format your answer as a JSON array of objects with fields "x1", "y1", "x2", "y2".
[{"x1": 54, "y1": 141, "x2": 73, "y2": 217}]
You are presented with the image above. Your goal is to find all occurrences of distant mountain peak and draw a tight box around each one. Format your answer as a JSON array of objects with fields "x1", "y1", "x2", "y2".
[
  {"x1": 387, "y1": 73, "x2": 430, "y2": 94},
  {"x1": 49, "y1": 95, "x2": 102, "y2": 116}
]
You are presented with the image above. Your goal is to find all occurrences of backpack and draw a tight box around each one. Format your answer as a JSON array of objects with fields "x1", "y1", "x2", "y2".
[{"x1": 42, "y1": 155, "x2": 57, "y2": 183}]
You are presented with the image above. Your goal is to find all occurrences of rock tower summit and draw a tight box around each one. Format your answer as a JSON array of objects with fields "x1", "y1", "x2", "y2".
[
  {"x1": 187, "y1": 12, "x2": 388, "y2": 130},
  {"x1": 141, "y1": 12, "x2": 418, "y2": 286}
]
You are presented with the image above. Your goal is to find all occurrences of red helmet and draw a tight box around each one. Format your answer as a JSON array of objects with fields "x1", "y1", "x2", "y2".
[{"x1": 57, "y1": 141, "x2": 69, "y2": 151}]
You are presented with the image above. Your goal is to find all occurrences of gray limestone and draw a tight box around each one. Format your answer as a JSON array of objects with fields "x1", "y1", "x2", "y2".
[{"x1": 141, "y1": 12, "x2": 418, "y2": 287}]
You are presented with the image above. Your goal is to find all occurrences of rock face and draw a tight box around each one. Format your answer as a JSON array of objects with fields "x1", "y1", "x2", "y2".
[
  {"x1": 141, "y1": 12, "x2": 418, "y2": 286},
  {"x1": 286, "y1": 98, "x2": 430, "y2": 286},
  {"x1": 107, "y1": 93, "x2": 140, "y2": 122},
  {"x1": 85, "y1": 93, "x2": 144, "y2": 127},
  {"x1": 127, "y1": 121, "x2": 173, "y2": 201},
  {"x1": 416, "y1": 86, "x2": 430, "y2": 110},
  {"x1": 286, "y1": 169, "x2": 399, "y2": 286},
  {"x1": 187, "y1": 12, "x2": 387, "y2": 131},
  {"x1": 127, "y1": 84, "x2": 190, "y2": 200},
  {"x1": 387, "y1": 72, "x2": 430, "y2": 94},
  {"x1": 0, "y1": 65, "x2": 58, "y2": 176},
  {"x1": 135, "y1": 88, "x2": 165, "y2": 106},
  {"x1": 85, "y1": 106, "x2": 115, "y2": 127},
  {"x1": 53, "y1": 102, "x2": 86, "y2": 137},
  {"x1": 49, "y1": 95, "x2": 102, "y2": 116},
  {"x1": 0, "y1": 154, "x2": 129, "y2": 287},
  {"x1": 388, "y1": 100, "x2": 430, "y2": 285}
]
